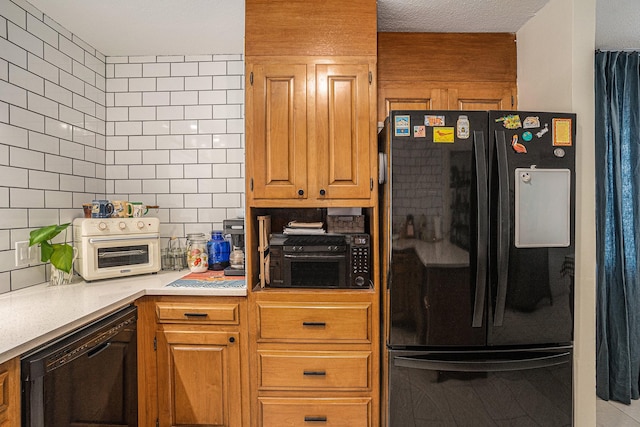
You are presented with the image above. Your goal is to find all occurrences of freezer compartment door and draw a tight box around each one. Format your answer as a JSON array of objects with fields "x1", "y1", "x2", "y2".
[{"x1": 388, "y1": 348, "x2": 572, "y2": 427}]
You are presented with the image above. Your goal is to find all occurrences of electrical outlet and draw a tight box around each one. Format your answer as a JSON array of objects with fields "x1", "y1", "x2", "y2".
[{"x1": 15, "y1": 241, "x2": 39, "y2": 267}]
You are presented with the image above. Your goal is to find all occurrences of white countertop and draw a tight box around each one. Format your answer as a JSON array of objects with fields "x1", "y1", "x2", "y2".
[
  {"x1": 0, "y1": 270, "x2": 247, "y2": 364},
  {"x1": 393, "y1": 238, "x2": 470, "y2": 268}
]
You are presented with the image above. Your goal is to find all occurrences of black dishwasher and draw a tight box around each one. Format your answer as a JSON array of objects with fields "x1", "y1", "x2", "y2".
[{"x1": 21, "y1": 305, "x2": 138, "y2": 427}]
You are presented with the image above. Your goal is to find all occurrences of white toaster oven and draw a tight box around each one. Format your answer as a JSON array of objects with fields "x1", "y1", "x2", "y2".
[{"x1": 73, "y1": 217, "x2": 161, "y2": 281}]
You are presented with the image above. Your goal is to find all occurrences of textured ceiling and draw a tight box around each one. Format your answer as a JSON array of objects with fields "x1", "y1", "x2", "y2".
[{"x1": 23, "y1": 0, "x2": 639, "y2": 56}]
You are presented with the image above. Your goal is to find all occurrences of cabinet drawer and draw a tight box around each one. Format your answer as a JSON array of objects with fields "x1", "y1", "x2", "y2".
[
  {"x1": 259, "y1": 398, "x2": 370, "y2": 427},
  {"x1": 155, "y1": 302, "x2": 239, "y2": 324},
  {"x1": 259, "y1": 351, "x2": 370, "y2": 390},
  {"x1": 257, "y1": 302, "x2": 370, "y2": 342}
]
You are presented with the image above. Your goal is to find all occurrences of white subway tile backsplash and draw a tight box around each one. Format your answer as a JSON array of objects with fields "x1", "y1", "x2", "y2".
[
  {"x1": 114, "y1": 63, "x2": 143, "y2": 78},
  {"x1": 213, "y1": 193, "x2": 242, "y2": 207},
  {"x1": 157, "y1": 106, "x2": 183, "y2": 120},
  {"x1": 27, "y1": 92, "x2": 58, "y2": 119},
  {"x1": 186, "y1": 164, "x2": 213, "y2": 179},
  {"x1": 60, "y1": 139, "x2": 84, "y2": 160},
  {"x1": 107, "y1": 107, "x2": 128, "y2": 122},
  {"x1": 227, "y1": 119, "x2": 244, "y2": 134},
  {"x1": 72, "y1": 60, "x2": 95, "y2": 86},
  {"x1": 157, "y1": 77, "x2": 184, "y2": 91},
  {"x1": 0, "y1": 37, "x2": 27, "y2": 68},
  {"x1": 59, "y1": 70, "x2": 85, "y2": 95},
  {"x1": 212, "y1": 75, "x2": 242, "y2": 90},
  {"x1": 185, "y1": 193, "x2": 212, "y2": 207},
  {"x1": 29, "y1": 131, "x2": 58, "y2": 154},
  {"x1": 72, "y1": 35, "x2": 94, "y2": 56},
  {"x1": 58, "y1": 36, "x2": 84, "y2": 63},
  {"x1": 0, "y1": 80, "x2": 27, "y2": 108},
  {"x1": 129, "y1": 56, "x2": 156, "y2": 64},
  {"x1": 186, "y1": 55, "x2": 212, "y2": 62},
  {"x1": 185, "y1": 105, "x2": 212, "y2": 120},
  {"x1": 11, "y1": 188, "x2": 44, "y2": 207},
  {"x1": 106, "y1": 165, "x2": 128, "y2": 179},
  {"x1": 143, "y1": 179, "x2": 170, "y2": 194},
  {"x1": 212, "y1": 163, "x2": 240, "y2": 178},
  {"x1": 115, "y1": 121, "x2": 142, "y2": 136},
  {"x1": 85, "y1": 84, "x2": 104, "y2": 105},
  {"x1": 45, "y1": 117, "x2": 72, "y2": 139},
  {"x1": 156, "y1": 135, "x2": 183, "y2": 149},
  {"x1": 198, "y1": 148, "x2": 226, "y2": 164},
  {"x1": 115, "y1": 150, "x2": 141, "y2": 165},
  {"x1": 26, "y1": 15, "x2": 57, "y2": 48},
  {"x1": 129, "y1": 106, "x2": 155, "y2": 121},
  {"x1": 212, "y1": 104, "x2": 241, "y2": 119},
  {"x1": 0, "y1": 122, "x2": 28, "y2": 148},
  {"x1": 0, "y1": 102, "x2": 7, "y2": 123},
  {"x1": 59, "y1": 173, "x2": 84, "y2": 192},
  {"x1": 114, "y1": 92, "x2": 142, "y2": 107},
  {"x1": 157, "y1": 56, "x2": 184, "y2": 63},
  {"x1": 129, "y1": 77, "x2": 156, "y2": 92},
  {"x1": 84, "y1": 145, "x2": 102, "y2": 163},
  {"x1": 185, "y1": 134, "x2": 212, "y2": 149},
  {"x1": 107, "y1": 57, "x2": 128, "y2": 64},
  {"x1": 227, "y1": 90, "x2": 244, "y2": 104},
  {"x1": 129, "y1": 135, "x2": 155, "y2": 150},
  {"x1": 0, "y1": 1, "x2": 26, "y2": 27},
  {"x1": 0, "y1": 58, "x2": 8, "y2": 81},
  {"x1": 10, "y1": 105, "x2": 45, "y2": 132},
  {"x1": 59, "y1": 104, "x2": 83, "y2": 127},
  {"x1": 128, "y1": 164, "x2": 155, "y2": 179},
  {"x1": 185, "y1": 76, "x2": 212, "y2": 91},
  {"x1": 29, "y1": 170, "x2": 59, "y2": 190},
  {"x1": 226, "y1": 178, "x2": 245, "y2": 193},
  {"x1": 73, "y1": 127, "x2": 96, "y2": 146},
  {"x1": 156, "y1": 164, "x2": 183, "y2": 179},
  {"x1": 157, "y1": 194, "x2": 184, "y2": 208},
  {"x1": 0, "y1": 145, "x2": 7, "y2": 165},
  {"x1": 198, "y1": 178, "x2": 226, "y2": 193},
  {"x1": 84, "y1": 115, "x2": 104, "y2": 134},
  {"x1": 170, "y1": 208, "x2": 198, "y2": 223},
  {"x1": 199, "y1": 61, "x2": 226, "y2": 76},
  {"x1": 199, "y1": 119, "x2": 225, "y2": 134},
  {"x1": 0, "y1": 165, "x2": 28, "y2": 187},
  {"x1": 143, "y1": 62, "x2": 170, "y2": 77},
  {"x1": 9, "y1": 63, "x2": 44, "y2": 94},
  {"x1": 106, "y1": 78, "x2": 128, "y2": 92},
  {"x1": 8, "y1": 21, "x2": 43, "y2": 58},
  {"x1": 11, "y1": 266, "x2": 46, "y2": 291},
  {"x1": 43, "y1": 44, "x2": 72, "y2": 72},
  {"x1": 170, "y1": 178, "x2": 198, "y2": 194},
  {"x1": 71, "y1": 159, "x2": 95, "y2": 178},
  {"x1": 44, "y1": 80, "x2": 72, "y2": 106},
  {"x1": 197, "y1": 208, "x2": 227, "y2": 224},
  {"x1": 170, "y1": 149, "x2": 198, "y2": 164},
  {"x1": 143, "y1": 91, "x2": 170, "y2": 106},
  {"x1": 143, "y1": 121, "x2": 170, "y2": 135},
  {"x1": 170, "y1": 91, "x2": 198, "y2": 105},
  {"x1": 0, "y1": 208, "x2": 28, "y2": 228},
  {"x1": 142, "y1": 150, "x2": 169, "y2": 165},
  {"x1": 199, "y1": 90, "x2": 226, "y2": 105},
  {"x1": 227, "y1": 61, "x2": 244, "y2": 75},
  {"x1": 27, "y1": 53, "x2": 58, "y2": 83},
  {"x1": 85, "y1": 52, "x2": 105, "y2": 76},
  {"x1": 171, "y1": 62, "x2": 198, "y2": 77},
  {"x1": 44, "y1": 189, "x2": 72, "y2": 208},
  {"x1": 226, "y1": 148, "x2": 244, "y2": 163},
  {"x1": 0, "y1": 16, "x2": 5, "y2": 38},
  {"x1": 72, "y1": 93, "x2": 95, "y2": 116},
  {"x1": 114, "y1": 179, "x2": 141, "y2": 194},
  {"x1": 44, "y1": 154, "x2": 72, "y2": 174},
  {"x1": 170, "y1": 120, "x2": 197, "y2": 135}
]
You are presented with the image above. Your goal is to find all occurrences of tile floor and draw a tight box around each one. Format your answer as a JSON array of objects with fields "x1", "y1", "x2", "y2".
[{"x1": 598, "y1": 398, "x2": 640, "y2": 426}]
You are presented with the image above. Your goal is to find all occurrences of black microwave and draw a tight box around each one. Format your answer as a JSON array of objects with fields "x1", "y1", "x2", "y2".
[{"x1": 268, "y1": 233, "x2": 370, "y2": 289}]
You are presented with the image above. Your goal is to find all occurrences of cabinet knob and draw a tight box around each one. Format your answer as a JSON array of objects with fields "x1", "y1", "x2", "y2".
[
  {"x1": 319, "y1": 189, "x2": 326, "y2": 196},
  {"x1": 229, "y1": 336, "x2": 235, "y2": 343},
  {"x1": 298, "y1": 189, "x2": 304, "y2": 196}
]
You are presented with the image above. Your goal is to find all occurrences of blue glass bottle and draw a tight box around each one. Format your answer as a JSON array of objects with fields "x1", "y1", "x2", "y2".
[{"x1": 208, "y1": 231, "x2": 230, "y2": 270}]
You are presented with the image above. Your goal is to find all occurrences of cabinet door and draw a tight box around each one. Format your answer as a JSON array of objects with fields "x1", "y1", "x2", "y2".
[
  {"x1": 157, "y1": 330, "x2": 242, "y2": 427},
  {"x1": 315, "y1": 63, "x2": 372, "y2": 199},
  {"x1": 249, "y1": 63, "x2": 308, "y2": 199},
  {"x1": 447, "y1": 82, "x2": 516, "y2": 110},
  {"x1": 0, "y1": 358, "x2": 19, "y2": 427}
]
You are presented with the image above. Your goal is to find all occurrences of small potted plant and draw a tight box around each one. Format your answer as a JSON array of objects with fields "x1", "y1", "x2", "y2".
[{"x1": 29, "y1": 223, "x2": 76, "y2": 285}]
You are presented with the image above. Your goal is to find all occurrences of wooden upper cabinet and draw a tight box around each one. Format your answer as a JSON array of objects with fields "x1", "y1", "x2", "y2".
[
  {"x1": 315, "y1": 63, "x2": 372, "y2": 199},
  {"x1": 377, "y1": 32, "x2": 517, "y2": 120},
  {"x1": 245, "y1": 0, "x2": 376, "y2": 57},
  {"x1": 248, "y1": 62, "x2": 308, "y2": 199}
]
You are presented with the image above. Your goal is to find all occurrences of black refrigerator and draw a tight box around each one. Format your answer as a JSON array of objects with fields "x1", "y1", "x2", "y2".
[{"x1": 380, "y1": 110, "x2": 575, "y2": 426}]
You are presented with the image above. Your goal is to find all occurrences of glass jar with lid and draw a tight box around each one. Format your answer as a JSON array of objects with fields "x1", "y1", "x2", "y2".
[
  {"x1": 186, "y1": 238, "x2": 209, "y2": 273},
  {"x1": 208, "y1": 231, "x2": 230, "y2": 270}
]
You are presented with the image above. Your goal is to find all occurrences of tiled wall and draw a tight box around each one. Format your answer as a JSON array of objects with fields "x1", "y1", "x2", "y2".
[
  {"x1": 105, "y1": 55, "x2": 245, "y2": 241},
  {"x1": 0, "y1": 0, "x2": 245, "y2": 293}
]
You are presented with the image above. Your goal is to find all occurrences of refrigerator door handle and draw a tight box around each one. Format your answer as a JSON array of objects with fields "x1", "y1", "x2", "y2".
[
  {"x1": 472, "y1": 130, "x2": 488, "y2": 328},
  {"x1": 393, "y1": 351, "x2": 571, "y2": 372},
  {"x1": 494, "y1": 130, "x2": 510, "y2": 326}
]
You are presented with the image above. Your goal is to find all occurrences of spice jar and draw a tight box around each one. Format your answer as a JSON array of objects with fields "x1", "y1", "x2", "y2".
[
  {"x1": 208, "y1": 231, "x2": 230, "y2": 270},
  {"x1": 186, "y1": 238, "x2": 209, "y2": 273}
]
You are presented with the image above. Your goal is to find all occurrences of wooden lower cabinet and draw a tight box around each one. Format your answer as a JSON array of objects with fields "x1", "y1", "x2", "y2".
[
  {"x1": 259, "y1": 397, "x2": 371, "y2": 427},
  {"x1": 0, "y1": 357, "x2": 19, "y2": 427},
  {"x1": 250, "y1": 291, "x2": 379, "y2": 427},
  {"x1": 137, "y1": 296, "x2": 249, "y2": 427}
]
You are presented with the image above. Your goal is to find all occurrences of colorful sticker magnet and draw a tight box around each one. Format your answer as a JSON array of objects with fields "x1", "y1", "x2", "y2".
[
  {"x1": 433, "y1": 127, "x2": 455, "y2": 143},
  {"x1": 523, "y1": 116, "x2": 540, "y2": 129},
  {"x1": 536, "y1": 123, "x2": 549, "y2": 138},
  {"x1": 414, "y1": 126, "x2": 426, "y2": 138},
  {"x1": 425, "y1": 115, "x2": 445, "y2": 126},
  {"x1": 394, "y1": 115, "x2": 410, "y2": 136},
  {"x1": 495, "y1": 114, "x2": 522, "y2": 129},
  {"x1": 522, "y1": 131, "x2": 533, "y2": 142},
  {"x1": 511, "y1": 134, "x2": 527, "y2": 153},
  {"x1": 552, "y1": 118, "x2": 573, "y2": 146}
]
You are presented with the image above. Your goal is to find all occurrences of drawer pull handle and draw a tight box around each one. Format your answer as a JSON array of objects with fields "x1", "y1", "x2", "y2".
[
  {"x1": 303, "y1": 370, "x2": 326, "y2": 376},
  {"x1": 302, "y1": 322, "x2": 326, "y2": 327},
  {"x1": 304, "y1": 416, "x2": 327, "y2": 423},
  {"x1": 184, "y1": 312, "x2": 207, "y2": 318}
]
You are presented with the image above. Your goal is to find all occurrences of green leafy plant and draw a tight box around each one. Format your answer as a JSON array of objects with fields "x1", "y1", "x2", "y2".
[{"x1": 28, "y1": 223, "x2": 74, "y2": 273}]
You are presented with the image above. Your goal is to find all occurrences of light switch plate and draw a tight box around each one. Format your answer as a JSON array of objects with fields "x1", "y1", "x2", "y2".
[{"x1": 15, "y1": 241, "x2": 39, "y2": 267}]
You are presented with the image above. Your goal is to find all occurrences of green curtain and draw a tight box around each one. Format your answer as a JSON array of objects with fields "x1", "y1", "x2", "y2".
[{"x1": 595, "y1": 50, "x2": 640, "y2": 404}]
